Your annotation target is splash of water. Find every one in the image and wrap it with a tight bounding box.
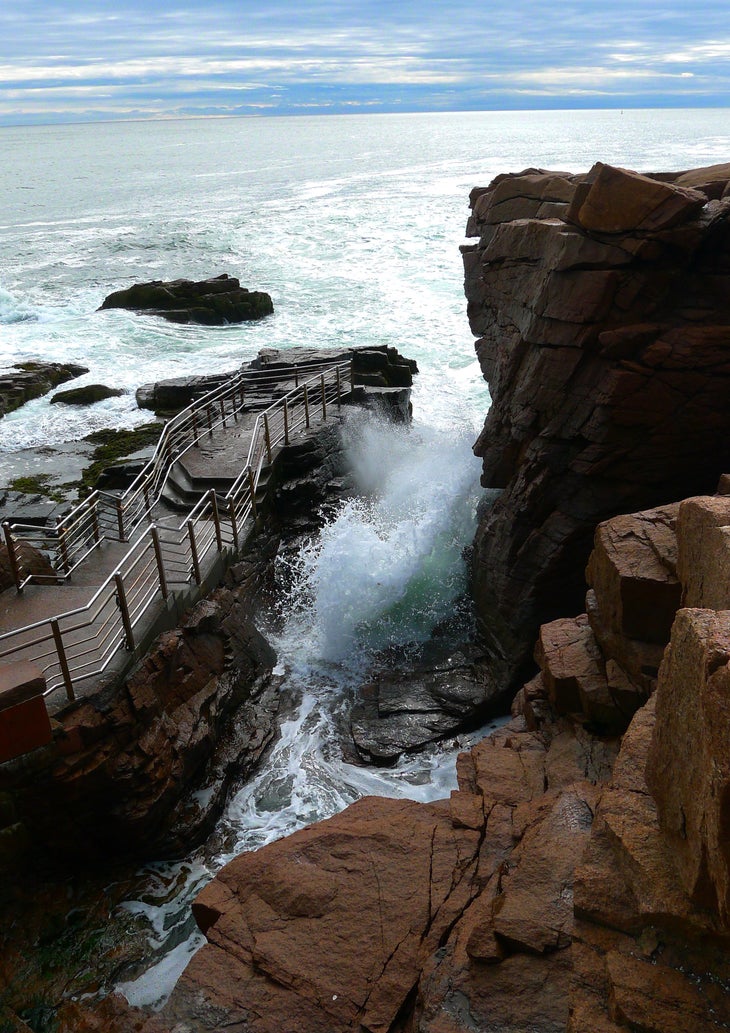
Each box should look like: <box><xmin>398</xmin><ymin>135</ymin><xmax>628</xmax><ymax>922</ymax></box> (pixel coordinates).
<box><xmin>279</xmin><ymin>414</ymin><xmax>482</xmax><ymax>663</ymax></box>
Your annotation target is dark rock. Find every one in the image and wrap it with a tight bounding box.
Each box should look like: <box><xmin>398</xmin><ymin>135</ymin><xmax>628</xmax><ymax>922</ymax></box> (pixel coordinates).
<box><xmin>50</xmin><ymin>384</ymin><xmax>124</xmax><ymax>405</ymax></box>
<box><xmin>99</xmin><ymin>274</ymin><xmax>273</xmax><ymax>325</ymax></box>
<box><xmin>0</xmin><ymin>542</ymin><xmax>56</xmax><ymax>593</ymax></box>
<box><xmin>0</xmin><ymin>362</ymin><xmax>88</xmax><ymax>418</ymax></box>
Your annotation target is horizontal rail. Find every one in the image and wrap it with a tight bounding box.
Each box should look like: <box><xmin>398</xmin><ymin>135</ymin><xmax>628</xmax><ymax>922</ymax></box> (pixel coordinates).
<box><xmin>0</xmin><ymin>359</ymin><xmax>353</xmax><ymax>704</ymax></box>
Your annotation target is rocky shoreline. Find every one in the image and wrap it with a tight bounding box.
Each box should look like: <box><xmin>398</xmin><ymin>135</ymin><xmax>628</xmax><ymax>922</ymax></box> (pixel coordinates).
<box><xmin>2</xmin><ymin>161</ymin><xmax>730</xmax><ymax>1031</ymax></box>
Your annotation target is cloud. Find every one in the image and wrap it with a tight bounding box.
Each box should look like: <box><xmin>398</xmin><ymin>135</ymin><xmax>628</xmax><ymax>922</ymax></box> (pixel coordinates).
<box><xmin>1</xmin><ymin>0</ymin><xmax>729</xmax><ymax>123</ymax></box>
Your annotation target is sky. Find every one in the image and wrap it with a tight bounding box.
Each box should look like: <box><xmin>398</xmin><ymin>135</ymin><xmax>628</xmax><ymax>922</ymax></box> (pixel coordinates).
<box><xmin>1</xmin><ymin>0</ymin><xmax>729</xmax><ymax>126</ymax></box>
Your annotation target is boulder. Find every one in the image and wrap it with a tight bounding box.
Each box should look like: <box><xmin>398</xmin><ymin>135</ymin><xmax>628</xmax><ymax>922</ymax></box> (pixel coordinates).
<box><xmin>99</xmin><ymin>274</ymin><xmax>273</xmax><ymax>325</ymax></box>
<box><xmin>676</xmin><ymin>494</ymin><xmax>730</xmax><ymax>609</ymax></box>
<box><xmin>0</xmin><ymin>362</ymin><xmax>88</xmax><ymax>418</ymax></box>
<box><xmin>50</xmin><ymin>384</ymin><xmax>124</xmax><ymax>405</ymax></box>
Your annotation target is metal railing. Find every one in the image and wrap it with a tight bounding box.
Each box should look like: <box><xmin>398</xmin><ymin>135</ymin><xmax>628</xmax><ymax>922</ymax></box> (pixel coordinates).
<box><xmin>0</xmin><ymin>359</ymin><xmax>352</xmax><ymax>702</ymax></box>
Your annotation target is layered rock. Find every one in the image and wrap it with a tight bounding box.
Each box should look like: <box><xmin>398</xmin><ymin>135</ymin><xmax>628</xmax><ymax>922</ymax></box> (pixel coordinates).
<box><xmin>99</xmin><ymin>274</ymin><xmax>274</xmax><ymax>325</ymax></box>
<box><xmin>463</xmin><ymin>161</ymin><xmax>730</xmax><ymax>688</ymax></box>
<box><xmin>0</xmin><ymin>361</ymin><xmax>88</xmax><ymax>418</ymax></box>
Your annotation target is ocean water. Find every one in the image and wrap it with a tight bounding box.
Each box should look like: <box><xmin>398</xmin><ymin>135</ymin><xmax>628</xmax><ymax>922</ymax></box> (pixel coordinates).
<box><xmin>2</xmin><ymin>108</ymin><xmax>729</xmax><ymax>1007</ymax></box>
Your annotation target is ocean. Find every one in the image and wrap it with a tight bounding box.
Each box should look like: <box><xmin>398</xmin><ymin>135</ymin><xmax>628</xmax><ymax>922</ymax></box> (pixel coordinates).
<box><xmin>2</xmin><ymin>107</ymin><xmax>728</xmax><ymax>1006</ymax></box>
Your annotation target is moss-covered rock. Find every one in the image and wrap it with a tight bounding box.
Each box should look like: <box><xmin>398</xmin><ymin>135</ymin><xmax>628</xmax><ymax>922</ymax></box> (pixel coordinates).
<box><xmin>50</xmin><ymin>385</ymin><xmax>124</xmax><ymax>406</ymax></box>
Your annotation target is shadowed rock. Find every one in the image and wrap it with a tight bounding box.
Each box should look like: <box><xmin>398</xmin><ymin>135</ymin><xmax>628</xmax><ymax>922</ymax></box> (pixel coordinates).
<box><xmin>99</xmin><ymin>273</ymin><xmax>273</xmax><ymax>325</ymax></box>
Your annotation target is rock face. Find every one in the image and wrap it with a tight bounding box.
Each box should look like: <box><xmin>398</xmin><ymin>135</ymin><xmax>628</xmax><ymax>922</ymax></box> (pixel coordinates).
<box><xmin>99</xmin><ymin>274</ymin><xmax>274</xmax><ymax>325</ymax></box>
<box><xmin>463</xmin><ymin>161</ymin><xmax>730</xmax><ymax>688</ymax></box>
<box><xmin>57</xmin><ymin>490</ymin><xmax>730</xmax><ymax>1033</ymax></box>
<box><xmin>0</xmin><ymin>579</ymin><xmax>278</xmax><ymax>860</ymax></box>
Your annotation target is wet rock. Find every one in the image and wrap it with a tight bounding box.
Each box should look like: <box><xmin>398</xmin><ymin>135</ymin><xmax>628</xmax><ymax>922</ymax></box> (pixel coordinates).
<box><xmin>351</xmin><ymin>652</ymin><xmax>500</xmax><ymax>764</ymax></box>
<box><xmin>99</xmin><ymin>273</ymin><xmax>273</xmax><ymax>325</ymax></box>
<box><xmin>464</xmin><ymin>162</ymin><xmax>730</xmax><ymax>690</ymax></box>
<box><xmin>50</xmin><ymin>384</ymin><xmax>125</xmax><ymax>405</ymax></box>
<box><xmin>0</xmin><ymin>361</ymin><xmax>88</xmax><ymax>418</ymax></box>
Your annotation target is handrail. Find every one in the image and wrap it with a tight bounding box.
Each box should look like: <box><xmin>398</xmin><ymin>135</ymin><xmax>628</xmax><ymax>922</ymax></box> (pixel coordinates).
<box><xmin>0</xmin><ymin>359</ymin><xmax>352</xmax><ymax>704</ymax></box>
<box><xmin>3</xmin><ymin>358</ymin><xmax>350</xmax><ymax>591</ymax></box>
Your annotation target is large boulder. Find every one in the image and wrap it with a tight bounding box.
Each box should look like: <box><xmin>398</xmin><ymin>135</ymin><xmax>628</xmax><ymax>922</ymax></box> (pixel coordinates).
<box><xmin>99</xmin><ymin>274</ymin><xmax>273</xmax><ymax>325</ymax></box>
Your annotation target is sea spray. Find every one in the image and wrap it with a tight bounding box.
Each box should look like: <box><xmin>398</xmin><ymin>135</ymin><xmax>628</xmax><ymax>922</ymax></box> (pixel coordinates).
<box><xmin>278</xmin><ymin>414</ymin><xmax>483</xmax><ymax>663</ymax></box>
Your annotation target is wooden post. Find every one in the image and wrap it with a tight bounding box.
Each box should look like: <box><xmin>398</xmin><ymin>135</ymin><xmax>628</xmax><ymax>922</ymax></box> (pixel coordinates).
<box><xmin>320</xmin><ymin>374</ymin><xmax>327</xmax><ymax>420</ymax></box>
<box><xmin>263</xmin><ymin>413</ymin><xmax>273</xmax><ymax>463</ymax></box>
<box><xmin>89</xmin><ymin>496</ymin><xmax>101</xmax><ymax>545</ymax></box>
<box><xmin>209</xmin><ymin>489</ymin><xmax>223</xmax><ymax>552</ymax></box>
<box><xmin>248</xmin><ymin>466</ymin><xmax>258</xmax><ymax>519</ymax></box>
<box><xmin>2</xmin><ymin>523</ymin><xmax>22</xmax><ymax>591</ymax></box>
<box><xmin>303</xmin><ymin>383</ymin><xmax>310</xmax><ymax>428</ymax></box>
<box><xmin>150</xmin><ymin>526</ymin><xmax>168</xmax><ymax>599</ymax></box>
<box><xmin>58</xmin><ymin>524</ymin><xmax>70</xmax><ymax>574</ymax></box>
<box><xmin>187</xmin><ymin>520</ymin><xmax>202</xmax><ymax>584</ymax></box>
<box><xmin>229</xmin><ymin>497</ymin><xmax>239</xmax><ymax>550</ymax></box>
<box><xmin>51</xmin><ymin>619</ymin><xmax>75</xmax><ymax>701</ymax></box>
<box><xmin>283</xmin><ymin>397</ymin><xmax>290</xmax><ymax>446</ymax></box>
<box><xmin>116</xmin><ymin>497</ymin><xmax>126</xmax><ymax>541</ymax></box>
<box><xmin>114</xmin><ymin>573</ymin><xmax>135</xmax><ymax>650</ymax></box>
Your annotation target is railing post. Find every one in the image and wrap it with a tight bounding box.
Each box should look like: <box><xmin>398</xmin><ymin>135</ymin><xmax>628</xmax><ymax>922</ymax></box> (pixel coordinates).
<box><xmin>220</xmin><ymin>398</ymin><xmax>227</xmax><ymax>428</ymax></box>
<box><xmin>303</xmin><ymin>383</ymin><xmax>310</xmax><ymax>428</ymax></box>
<box><xmin>88</xmin><ymin>496</ymin><xmax>101</xmax><ymax>545</ymax></box>
<box><xmin>51</xmin><ymin>619</ymin><xmax>75</xmax><ymax>701</ymax></box>
<box><xmin>58</xmin><ymin>524</ymin><xmax>70</xmax><ymax>574</ymax></box>
<box><xmin>2</xmin><ymin>523</ymin><xmax>23</xmax><ymax>591</ymax></box>
<box><xmin>283</xmin><ymin>397</ymin><xmax>290</xmax><ymax>446</ymax></box>
<box><xmin>228</xmin><ymin>497</ymin><xmax>239</xmax><ymax>550</ymax></box>
<box><xmin>206</xmin><ymin>405</ymin><xmax>213</xmax><ymax>435</ymax></box>
<box><xmin>295</xmin><ymin>366</ymin><xmax>299</xmax><ymax>388</ymax></box>
<box><xmin>320</xmin><ymin>374</ymin><xmax>327</xmax><ymax>420</ymax></box>
<box><xmin>209</xmin><ymin>489</ymin><xmax>223</xmax><ymax>552</ymax></box>
<box><xmin>116</xmin><ymin>497</ymin><xmax>126</xmax><ymax>541</ymax></box>
<box><xmin>150</xmin><ymin>526</ymin><xmax>169</xmax><ymax>600</ymax></box>
<box><xmin>350</xmin><ymin>355</ymin><xmax>355</xmax><ymax>392</ymax></box>
<box><xmin>187</xmin><ymin>520</ymin><xmax>202</xmax><ymax>585</ymax></box>
<box><xmin>143</xmin><ymin>485</ymin><xmax>153</xmax><ymax>520</ymax></box>
<box><xmin>248</xmin><ymin>466</ymin><xmax>258</xmax><ymax>519</ymax></box>
<box><xmin>263</xmin><ymin>413</ymin><xmax>273</xmax><ymax>463</ymax></box>
<box><xmin>113</xmin><ymin>573</ymin><xmax>135</xmax><ymax>650</ymax></box>
<box><xmin>193</xmin><ymin>411</ymin><xmax>200</xmax><ymax>446</ymax></box>
<box><xmin>336</xmin><ymin>366</ymin><xmax>342</xmax><ymax>407</ymax></box>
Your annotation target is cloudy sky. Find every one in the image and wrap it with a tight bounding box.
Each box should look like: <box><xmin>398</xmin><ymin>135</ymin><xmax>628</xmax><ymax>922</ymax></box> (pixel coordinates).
<box><xmin>1</xmin><ymin>0</ymin><xmax>728</xmax><ymax>125</ymax></box>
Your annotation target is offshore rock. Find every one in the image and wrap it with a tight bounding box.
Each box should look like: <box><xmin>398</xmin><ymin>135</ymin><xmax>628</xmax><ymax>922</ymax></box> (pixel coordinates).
<box><xmin>99</xmin><ymin>273</ymin><xmax>274</xmax><ymax>325</ymax></box>
<box><xmin>0</xmin><ymin>361</ymin><xmax>88</xmax><ymax>418</ymax></box>
<box><xmin>463</xmin><ymin>161</ymin><xmax>730</xmax><ymax>688</ymax></box>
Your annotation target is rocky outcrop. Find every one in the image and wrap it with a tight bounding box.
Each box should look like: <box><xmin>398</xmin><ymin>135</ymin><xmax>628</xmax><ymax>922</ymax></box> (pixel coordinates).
<box><xmin>99</xmin><ymin>274</ymin><xmax>274</xmax><ymax>325</ymax></box>
<box><xmin>0</xmin><ymin>576</ymin><xmax>278</xmax><ymax>861</ymax></box>
<box><xmin>135</xmin><ymin>345</ymin><xmax>418</xmax><ymax>415</ymax></box>
<box><xmin>463</xmin><ymin>161</ymin><xmax>730</xmax><ymax>688</ymax></box>
<box><xmin>59</xmin><ymin>490</ymin><xmax>730</xmax><ymax>1033</ymax></box>
<box><xmin>0</xmin><ymin>361</ymin><xmax>88</xmax><ymax>418</ymax></box>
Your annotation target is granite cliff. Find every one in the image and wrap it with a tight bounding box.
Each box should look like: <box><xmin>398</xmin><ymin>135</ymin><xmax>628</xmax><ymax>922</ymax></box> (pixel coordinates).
<box><xmin>463</xmin><ymin>160</ymin><xmax>730</xmax><ymax>689</ymax></box>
